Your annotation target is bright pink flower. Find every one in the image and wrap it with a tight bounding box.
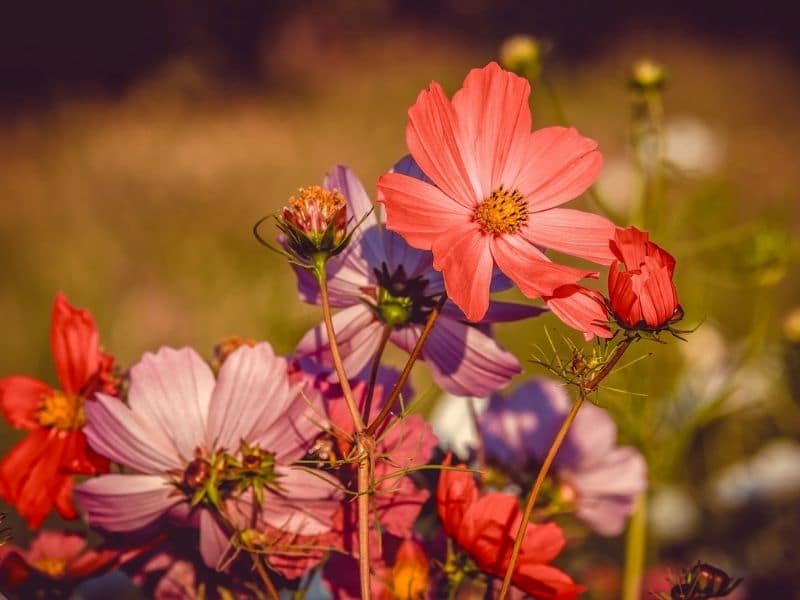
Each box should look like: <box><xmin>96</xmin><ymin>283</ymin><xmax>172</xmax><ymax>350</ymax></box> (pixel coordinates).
<box><xmin>436</xmin><ymin>459</ymin><xmax>585</xmax><ymax>599</ymax></box>
<box><xmin>608</xmin><ymin>226</ymin><xmax>681</xmax><ymax>330</ymax></box>
<box><xmin>0</xmin><ymin>292</ymin><xmax>117</xmax><ymax>528</ymax></box>
<box><xmin>378</xmin><ymin>62</ymin><xmax>615</xmax><ymax>336</ymax></box>
<box><xmin>75</xmin><ymin>343</ymin><xmax>339</xmax><ymax>571</ymax></box>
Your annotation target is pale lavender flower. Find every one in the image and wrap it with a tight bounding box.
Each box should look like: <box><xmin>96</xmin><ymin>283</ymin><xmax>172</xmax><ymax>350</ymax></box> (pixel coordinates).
<box><xmin>293</xmin><ymin>162</ymin><xmax>544</xmax><ymax>396</ymax></box>
<box><xmin>75</xmin><ymin>343</ymin><xmax>338</xmax><ymax>569</ymax></box>
<box><xmin>479</xmin><ymin>379</ymin><xmax>647</xmax><ymax>536</ymax></box>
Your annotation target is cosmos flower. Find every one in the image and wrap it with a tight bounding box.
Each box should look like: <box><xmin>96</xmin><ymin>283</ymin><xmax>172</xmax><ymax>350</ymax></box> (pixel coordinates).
<box><xmin>0</xmin><ymin>292</ymin><xmax>117</xmax><ymax>528</ymax></box>
<box><xmin>437</xmin><ymin>459</ymin><xmax>584</xmax><ymax>599</ymax></box>
<box><xmin>294</xmin><ymin>164</ymin><xmax>543</xmax><ymax>397</ymax></box>
<box><xmin>478</xmin><ymin>379</ymin><xmax>647</xmax><ymax>536</ymax></box>
<box><xmin>75</xmin><ymin>343</ymin><xmax>339</xmax><ymax>570</ymax></box>
<box><xmin>377</xmin><ymin>62</ymin><xmax>616</xmax><ymax>336</ymax></box>
<box><xmin>608</xmin><ymin>226</ymin><xmax>681</xmax><ymax>331</ymax></box>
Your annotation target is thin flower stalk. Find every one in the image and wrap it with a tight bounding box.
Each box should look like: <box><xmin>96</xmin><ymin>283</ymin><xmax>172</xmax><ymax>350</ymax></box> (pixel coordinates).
<box><xmin>498</xmin><ymin>337</ymin><xmax>634</xmax><ymax>599</ymax></box>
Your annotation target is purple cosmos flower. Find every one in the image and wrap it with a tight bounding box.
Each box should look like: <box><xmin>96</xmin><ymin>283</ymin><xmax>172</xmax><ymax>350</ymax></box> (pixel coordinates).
<box><xmin>75</xmin><ymin>343</ymin><xmax>339</xmax><ymax>569</ymax></box>
<box><xmin>293</xmin><ymin>162</ymin><xmax>544</xmax><ymax>397</ymax></box>
<box><xmin>478</xmin><ymin>378</ymin><xmax>647</xmax><ymax>536</ymax></box>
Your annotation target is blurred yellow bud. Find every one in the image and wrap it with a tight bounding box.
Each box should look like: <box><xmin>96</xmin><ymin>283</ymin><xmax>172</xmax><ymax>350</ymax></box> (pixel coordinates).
<box><xmin>390</xmin><ymin>539</ymin><xmax>429</xmax><ymax>599</ymax></box>
<box><xmin>630</xmin><ymin>59</ymin><xmax>666</xmax><ymax>92</ymax></box>
<box><xmin>783</xmin><ymin>308</ymin><xmax>800</xmax><ymax>343</ymax></box>
<box><xmin>499</xmin><ymin>35</ymin><xmax>542</xmax><ymax>80</ymax></box>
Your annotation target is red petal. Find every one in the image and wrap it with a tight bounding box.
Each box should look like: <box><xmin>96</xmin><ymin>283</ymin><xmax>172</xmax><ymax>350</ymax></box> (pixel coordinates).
<box><xmin>545</xmin><ymin>285</ymin><xmax>612</xmax><ymax>340</ymax></box>
<box><xmin>50</xmin><ymin>292</ymin><xmax>101</xmax><ymax>395</ymax></box>
<box><xmin>435</xmin><ymin>456</ymin><xmax>477</xmax><ymax>539</ymax></box>
<box><xmin>0</xmin><ymin>376</ymin><xmax>51</xmax><ymax>430</ymax></box>
<box><xmin>523</xmin><ymin>208</ymin><xmax>616</xmax><ymax>265</ymax></box>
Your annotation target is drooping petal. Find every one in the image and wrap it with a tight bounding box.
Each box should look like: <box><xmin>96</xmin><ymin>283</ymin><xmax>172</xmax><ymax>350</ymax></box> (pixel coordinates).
<box><xmin>295</xmin><ymin>304</ymin><xmax>384</xmax><ymax>379</ymax></box>
<box><xmin>199</xmin><ymin>508</ymin><xmax>232</xmax><ymax>570</ymax></box>
<box><xmin>50</xmin><ymin>292</ymin><xmax>101</xmax><ymax>395</ymax></box>
<box><xmin>523</xmin><ymin>208</ymin><xmax>616</xmax><ymax>265</ymax></box>
<box><xmin>263</xmin><ymin>467</ymin><xmax>339</xmax><ymax>536</ymax></box>
<box><xmin>451</xmin><ymin>61</ymin><xmax>532</xmax><ymax>196</ymax></box>
<box><xmin>54</xmin><ymin>475</ymin><xmax>78</xmax><ymax>521</ymax></box>
<box><xmin>511</xmin><ymin>563</ymin><xmax>585</xmax><ymax>600</ymax></box>
<box><xmin>75</xmin><ymin>474</ymin><xmax>180</xmax><ymax>532</ymax></box>
<box><xmin>422</xmin><ymin>317</ymin><xmax>520</xmax><ymax>396</ymax></box>
<box><xmin>84</xmin><ymin>394</ymin><xmax>181</xmax><ymax>473</ymax></box>
<box><xmin>406</xmin><ymin>81</ymin><xmax>482</xmax><ymax>206</ymax></box>
<box><xmin>544</xmin><ymin>285</ymin><xmax>612</xmax><ymax>340</ymax></box>
<box><xmin>378</xmin><ymin>172</ymin><xmax>473</xmax><ymax>250</ymax></box>
<box><xmin>0</xmin><ymin>376</ymin><xmax>51</xmax><ymax>430</ymax></box>
<box><xmin>491</xmin><ymin>234</ymin><xmax>596</xmax><ymax>298</ymax></box>
<box><xmin>127</xmin><ymin>347</ymin><xmax>214</xmax><ymax>462</ymax></box>
<box><xmin>431</xmin><ymin>224</ymin><xmax>493</xmax><ymax>322</ymax></box>
<box><xmin>515</xmin><ymin>127</ymin><xmax>603</xmax><ymax>212</ymax></box>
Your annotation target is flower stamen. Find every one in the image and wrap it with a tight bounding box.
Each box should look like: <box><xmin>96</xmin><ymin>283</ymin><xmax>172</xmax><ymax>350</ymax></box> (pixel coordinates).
<box><xmin>37</xmin><ymin>391</ymin><xmax>85</xmax><ymax>430</ymax></box>
<box><xmin>474</xmin><ymin>187</ymin><xmax>528</xmax><ymax>235</ymax></box>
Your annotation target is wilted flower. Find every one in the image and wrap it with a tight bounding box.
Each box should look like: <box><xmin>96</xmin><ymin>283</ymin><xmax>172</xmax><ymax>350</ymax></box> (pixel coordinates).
<box><xmin>478</xmin><ymin>379</ymin><xmax>647</xmax><ymax>536</ymax></box>
<box><xmin>0</xmin><ymin>292</ymin><xmax>117</xmax><ymax>528</ymax></box>
<box><xmin>608</xmin><ymin>226</ymin><xmax>681</xmax><ymax>332</ymax></box>
<box><xmin>278</xmin><ymin>184</ymin><xmax>349</xmax><ymax>261</ymax></box>
<box><xmin>294</xmin><ymin>165</ymin><xmax>542</xmax><ymax>396</ymax></box>
<box><xmin>437</xmin><ymin>459</ymin><xmax>584</xmax><ymax>599</ymax></box>
<box><xmin>378</xmin><ymin>62</ymin><xmax>616</xmax><ymax>337</ymax></box>
<box><xmin>75</xmin><ymin>343</ymin><xmax>339</xmax><ymax>571</ymax></box>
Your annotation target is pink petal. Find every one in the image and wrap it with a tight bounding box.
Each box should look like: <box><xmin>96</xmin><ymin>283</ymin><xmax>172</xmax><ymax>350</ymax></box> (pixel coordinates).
<box><xmin>451</xmin><ymin>62</ymin><xmax>532</xmax><ymax>197</ymax></box>
<box><xmin>199</xmin><ymin>508</ymin><xmax>231</xmax><ymax>569</ymax></box>
<box><xmin>75</xmin><ymin>474</ymin><xmax>180</xmax><ymax>531</ymax></box>
<box><xmin>127</xmin><ymin>347</ymin><xmax>214</xmax><ymax>461</ymax></box>
<box><xmin>553</xmin><ymin>401</ymin><xmax>618</xmax><ymax>469</ymax></box>
<box><xmin>490</xmin><ymin>234</ymin><xmax>596</xmax><ymax>298</ymax></box>
<box><xmin>295</xmin><ymin>304</ymin><xmax>384</xmax><ymax>379</ymax></box>
<box><xmin>84</xmin><ymin>394</ymin><xmax>181</xmax><ymax>473</ymax></box>
<box><xmin>207</xmin><ymin>343</ymin><xmax>294</xmax><ymax>452</ymax></box>
<box><xmin>422</xmin><ymin>317</ymin><xmax>520</xmax><ymax>396</ymax></box>
<box><xmin>25</xmin><ymin>531</ymin><xmax>86</xmax><ymax>563</ymax></box>
<box><xmin>264</xmin><ymin>467</ymin><xmax>339</xmax><ymax>535</ymax></box>
<box><xmin>406</xmin><ymin>81</ymin><xmax>482</xmax><ymax>206</ymax></box>
<box><xmin>544</xmin><ymin>285</ymin><xmax>612</xmax><ymax>340</ymax></box>
<box><xmin>431</xmin><ymin>224</ymin><xmax>493</xmax><ymax>322</ymax></box>
<box><xmin>378</xmin><ymin>172</ymin><xmax>473</xmax><ymax>250</ymax></box>
<box><xmin>516</xmin><ymin>127</ymin><xmax>603</xmax><ymax>212</ymax></box>
<box><xmin>523</xmin><ymin>208</ymin><xmax>616</xmax><ymax>265</ymax></box>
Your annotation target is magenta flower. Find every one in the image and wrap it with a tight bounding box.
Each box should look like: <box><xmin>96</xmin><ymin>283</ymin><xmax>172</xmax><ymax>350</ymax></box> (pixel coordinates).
<box><xmin>75</xmin><ymin>343</ymin><xmax>339</xmax><ymax>569</ymax></box>
<box><xmin>478</xmin><ymin>379</ymin><xmax>647</xmax><ymax>536</ymax></box>
<box><xmin>293</xmin><ymin>164</ymin><xmax>544</xmax><ymax>397</ymax></box>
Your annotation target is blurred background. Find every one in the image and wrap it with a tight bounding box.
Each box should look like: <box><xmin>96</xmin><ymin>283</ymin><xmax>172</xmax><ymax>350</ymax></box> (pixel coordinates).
<box><xmin>1</xmin><ymin>1</ymin><xmax>799</xmax><ymax>598</ymax></box>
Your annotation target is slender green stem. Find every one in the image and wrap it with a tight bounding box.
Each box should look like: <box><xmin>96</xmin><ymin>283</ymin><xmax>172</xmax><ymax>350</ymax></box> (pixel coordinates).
<box><xmin>363</xmin><ymin>324</ymin><xmax>394</xmax><ymax>423</ymax></box>
<box><xmin>366</xmin><ymin>293</ymin><xmax>447</xmax><ymax>436</ymax></box>
<box><xmin>251</xmin><ymin>553</ymin><xmax>281</xmax><ymax>600</ymax></box>
<box><xmin>622</xmin><ymin>493</ymin><xmax>647</xmax><ymax>600</ymax></box>
<box><xmin>498</xmin><ymin>338</ymin><xmax>633</xmax><ymax>599</ymax></box>
<box><xmin>315</xmin><ymin>256</ymin><xmax>365</xmax><ymax>432</ymax></box>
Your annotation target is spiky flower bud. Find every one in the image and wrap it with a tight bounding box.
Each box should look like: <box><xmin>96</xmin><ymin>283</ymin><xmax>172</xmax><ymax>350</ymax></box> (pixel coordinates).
<box><xmin>278</xmin><ymin>185</ymin><xmax>348</xmax><ymax>260</ymax></box>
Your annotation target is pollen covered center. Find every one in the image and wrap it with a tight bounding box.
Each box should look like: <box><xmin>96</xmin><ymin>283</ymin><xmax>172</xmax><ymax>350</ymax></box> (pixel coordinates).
<box><xmin>37</xmin><ymin>391</ymin><xmax>85</xmax><ymax>430</ymax></box>
<box><xmin>33</xmin><ymin>557</ymin><xmax>68</xmax><ymax>578</ymax></box>
<box><xmin>474</xmin><ymin>187</ymin><xmax>528</xmax><ymax>235</ymax></box>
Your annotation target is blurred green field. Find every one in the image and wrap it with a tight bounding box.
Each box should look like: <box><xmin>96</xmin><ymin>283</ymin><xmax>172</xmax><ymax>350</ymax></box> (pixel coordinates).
<box><xmin>1</xmin><ymin>23</ymin><xmax>799</xmax><ymax>597</ymax></box>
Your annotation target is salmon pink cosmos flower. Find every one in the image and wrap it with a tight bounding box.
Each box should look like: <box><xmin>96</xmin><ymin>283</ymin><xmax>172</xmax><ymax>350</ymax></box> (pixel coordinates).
<box><xmin>0</xmin><ymin>292</ymin><xmax>116</xmax><ymax>528</ymax></box>
<box><xmin>437</xmin><ymin>458</ymin><xmax>584</xmax><ymax>599</ymax></box>
<box><xmin>608</xmin><ymin>226</ymin><xmax>681</xmax><ymax>331</ymax></box>
<box><xmin>378</xmin><ymin>62</ymin><xmax>616</xmax><ymax>335</ymax></box>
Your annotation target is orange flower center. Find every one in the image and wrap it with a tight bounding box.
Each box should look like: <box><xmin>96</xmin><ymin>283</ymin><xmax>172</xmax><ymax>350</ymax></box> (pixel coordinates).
<box><xmin>37</xmin><ymin>390</ymin><xmax>85</xmax><ymax>430</ymax></box>
<box><xmin>32</xmin><ymin>557</ymin><xmax>68</xmax><ymax>578</ymax></box>
<box><xmin>285</xmin><ymin>186</ymin><xmax>346</xmax><ymax>226</ymax></box>
<box><xmin>391</xmin><ymin>562</ymin><xmax>429</xmax><ymax>599</ymax></box>
<box><xmin>474</xmin><ymin>187</ymin><xmax>528</xmax><ymax>235</ymax></box>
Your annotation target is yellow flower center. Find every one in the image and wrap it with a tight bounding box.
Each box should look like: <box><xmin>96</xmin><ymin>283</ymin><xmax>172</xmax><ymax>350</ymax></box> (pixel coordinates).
<box><xmin>474</xmin><ymin>187</ymin><xmax>528</xmax><ymax>235</ymax></box>
<box><xmin>32</xmin><ymin>557</ymin><xmax>68</xmax><ymax>578</ymax></box>
<box><xmin>37</xmin><ymin>391</ymin><xmax>85</xmax><ymax>430</ymax></box>
<box><xmin>391</xmin><ymin>563</ymin><xmax>428</xmax><ymax>599</ymax></box>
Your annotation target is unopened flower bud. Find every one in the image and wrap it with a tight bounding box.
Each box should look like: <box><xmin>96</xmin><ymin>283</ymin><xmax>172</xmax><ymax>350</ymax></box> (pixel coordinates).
<box><xmin>630</xmin><ymin>59</ymin><xmax>666</xmax><ymax>92</ymax></box>
<box><xmin>499</xmin><ymin>35</ymin><xmax>542</xmax><ymax>80</ymax></box>
<box><xmin>278</xmin><ymin>185</ymin><xmax>347</xmax><ymax>260</ymax></box>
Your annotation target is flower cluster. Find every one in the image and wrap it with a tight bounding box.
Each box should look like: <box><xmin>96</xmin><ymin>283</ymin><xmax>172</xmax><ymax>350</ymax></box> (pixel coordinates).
<box><xmin>0</xmin><ymin>61</ymin><xmax>685</xmax><ymax>599</ymax></box>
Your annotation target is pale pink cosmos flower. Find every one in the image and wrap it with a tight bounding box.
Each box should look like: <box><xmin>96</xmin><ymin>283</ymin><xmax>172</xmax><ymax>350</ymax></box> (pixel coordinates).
<box><xmin>294</xmin><ymin>164</ymin><xmax>544</xmax><ymax>396</ymax></box>
<box><xmin>75</xmin><ymin>343</ymin><xmax>339</xmax><ymax>570</ymax></box>
<box><xmin>377</xmin><ymin>62</ymin><xmax>616</xmax><ymax>338</ymax></box>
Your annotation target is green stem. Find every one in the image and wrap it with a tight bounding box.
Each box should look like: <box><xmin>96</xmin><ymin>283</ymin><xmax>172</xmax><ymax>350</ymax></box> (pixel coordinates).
<box><xmin>622</xmin><ymin>493</ymin><xmax>647</xmax><ymax>600</ymax></box>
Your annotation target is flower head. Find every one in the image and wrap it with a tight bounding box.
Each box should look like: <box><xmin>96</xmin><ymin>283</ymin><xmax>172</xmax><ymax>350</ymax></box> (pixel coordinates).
<box><xmin>437</xmin><ymin>459</ymin><xmax>584</xmax><ymax>599</ymax></box>
<box><xmin>278</xmin><ymin>185</ymin><xmax>349</xmax><ymax>259</ymax></box>
<box><xmin>0</xmin><ymin>292</ymin><xmax>117</xmax><ymax>528</ymax></box>
<box><xmin>608</xmin><ymin>226</ymin><xmax>681</xmax><ymax>331</ymax></box>
<box><xmin>378</xmin><ymin>62</ymin><xmax>616</xmax><ymax>337</ymax></box>
<box><xmin>293</xmin><ymin>164</ymin><xmax>544</xmax><ymax>396</ymax></box>
<box><xmin>75</xmin><ymin>343</ymin><xmax>339</xmax><ymax>571</ymax></box>
<box><xmin>478</xmin><ymin>379</ymin><xmax>647</xmax><ymax>536</ymax></box>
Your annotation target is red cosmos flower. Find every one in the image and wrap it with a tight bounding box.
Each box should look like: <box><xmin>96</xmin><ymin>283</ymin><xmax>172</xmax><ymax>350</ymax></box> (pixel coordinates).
<box><xmin>0</xmin><ymin>292</ymin><xmax>116</xmax><ymax>528</ymax></box>
<box><xmin>378</xmin><ymin>62</ymin><xmax>616</xmax><ymax>337</ymax></box>
<box><xmin>437</xmin><ymin>460</ymin><xmax>584</xmax><ymax>599</ymax></box>
<box><xmin>608</xmin><ymin>227</ymin><xmax>681</xmax><ymax>330</ymax></box>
